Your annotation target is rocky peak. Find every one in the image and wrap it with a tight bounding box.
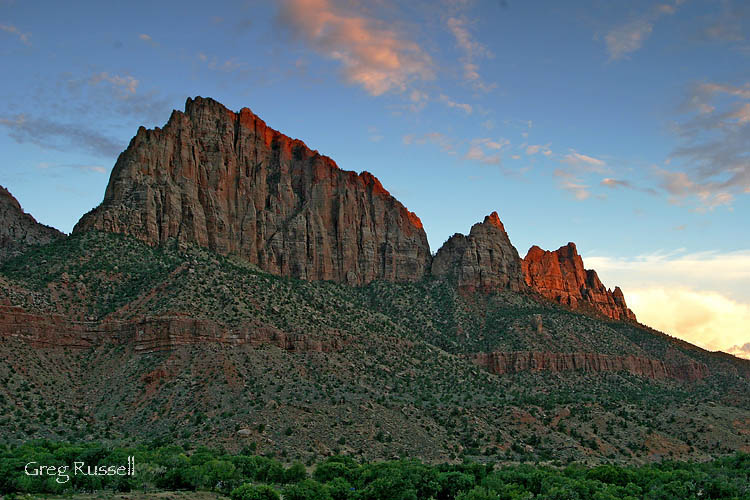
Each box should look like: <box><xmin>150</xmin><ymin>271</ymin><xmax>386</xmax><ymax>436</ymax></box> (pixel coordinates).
<box><xmin>0</xmin><ymin>185</ymin><xmax>64</xmax><ymax>263</ymax></box>
<box><xmin>74</xmin><ymin>96</ymin><xmax>430</xmax><ymax>285</ymax></box>
<box><xmin>431</xmin><ymin>212</ymin><xmax>525</xmax><ymax>292</ymax></box>
<box><xmin>484</xmin><ymin>211</ymin><xmax>505</xmax><ymax>230</ymax></box>
<box><xmin>521</xmin><ymin>243</ymin><xmax>636</xmax><ymax>321</ymax></box>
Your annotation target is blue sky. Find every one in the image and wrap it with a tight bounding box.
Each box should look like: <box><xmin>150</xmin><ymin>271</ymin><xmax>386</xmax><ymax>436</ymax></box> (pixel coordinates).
<box><xmin>1</xmin><ymin>0</ymin><xmax>749</xmax><ymax>357</ymax></box>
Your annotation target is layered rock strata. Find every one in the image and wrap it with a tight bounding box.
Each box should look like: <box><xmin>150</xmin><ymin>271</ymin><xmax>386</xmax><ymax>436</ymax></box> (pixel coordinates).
<box><xmin>0</xmin><ymin>305</ymin><xmax>347</xmax><ymax>354</ymax></box>
<box><xmin>522</xmin><ymin>243</ymin><xmax>636</xmax><ymax>321</ymax></box>
<box><xmin>472</xmin><ymin>351</ymin><xmax>708</xmax><ymax>382</ymax></box>
<box><xmin>74</xmin><ymin>97</ymin><xmax>430</xmax><ymax>285</ymax></box>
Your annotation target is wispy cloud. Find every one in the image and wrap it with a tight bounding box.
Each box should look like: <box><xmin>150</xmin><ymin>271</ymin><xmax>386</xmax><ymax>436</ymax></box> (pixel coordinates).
<box><xmin>0</xmin><ymin>23</ymin><xmax>30</xmax><ymax>45</ymax></box>
<box><xmin>276</xmin><ymin>0</ymin><xmax>433</xmax><ymax>96</ymax></box>
<box><xmin>604</xmin><ymin>1</ymin><xmax>683</xmax><ymax>60</ymax></box>
<box><xmin>36</xmin><ymin>162</ymin><xmax>108</xmax><ymax>174</ymax></box>
<box><xmin>88</xmin><ymin>72</ymin><xmax>139</xmax><ymax>96</ymax></box>
<box><xmin>561</xmin><ymin>151</ymin><xmax>607</xmax><ymax>172</ymax></box>
<box><xmin>0</xmin><ymin>114</ymin><xmax>123</xmax><ymax>157</ymax></box>
<box><xmin>554</xmin><ymin>169</ymin><xmax>591</xmax><ymax>200</ymax></box>
<box><xmin>1</xmin><ymin>70</ymin><xmax>171</xmax><ymax>158</ymax></box>
<box><xmin>525</xmin><ymin>144</ymin><xmax>551</xmax><ymax>156</ymax></box>
<box><xmin>601</xmin><ymin>177</ymin><xmax>659</xmax><ymax>195</ymax></box>
<box><xmin>727</xmin><ymin>343</ymin><xmax>750</xmax><ymax>360</ymax></box>
<box><xmin>446</xmin><ymin>16</ymin><xmax>494</xmax><ymax>92</ymax></box>
<box><xmin>196</xmin><ymin>52</ymin><xmax>249</xmax><ymax>74</ymax></box>
<box><xmin>403</xmin><ymin>132</ymin><xmax>455</xmax><ymax>154</ymax></box>
<box><xmin>138</xmin><ymin>33</ymin><xmax>159</xmax><ymax>47</ymax></box>
<box><xmin>464</xmin><ymin>137</ymin><xmax>509</xmax><ymax>165</ymax></box>
<box><xmin>660</xmin><ymin>80</ymin><xmax>750</xmax><ymax>209</ymax></box>
<box><xmin>438</xmin><ymin>94</ymin><xmax>472</xmax><ymax>114</ymax></box>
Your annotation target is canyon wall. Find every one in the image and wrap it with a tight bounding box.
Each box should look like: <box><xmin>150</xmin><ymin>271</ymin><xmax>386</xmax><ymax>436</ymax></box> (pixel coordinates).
<box><xmin>74</xmin><ymin>97</ymin><xmax>430</xmax><ymax>285</ymax></box>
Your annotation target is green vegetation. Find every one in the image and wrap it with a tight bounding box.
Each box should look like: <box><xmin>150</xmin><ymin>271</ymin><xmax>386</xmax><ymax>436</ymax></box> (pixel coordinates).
<box><xmin>1</xmin><ymin>441</ymin><xmax>748</xmax><ymax>499</ymax></box>
<box><xmin>0</xmin><ymin>231</ymin><xmax>749</xmax><ymax>464</ymax></box>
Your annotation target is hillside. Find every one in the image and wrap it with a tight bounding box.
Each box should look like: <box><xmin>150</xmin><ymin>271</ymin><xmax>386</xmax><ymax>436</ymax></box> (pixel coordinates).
<box><xmin>0</xmin><ymin>231</ymin><xmax>748</xmax><ymax>465</ymax></box>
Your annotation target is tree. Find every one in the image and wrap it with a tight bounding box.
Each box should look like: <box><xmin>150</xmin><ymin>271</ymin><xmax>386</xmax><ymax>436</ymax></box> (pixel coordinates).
<box><xmin>282</xmin><ymin>479</ymin><xmax>333</xmax><ymax>500</ymax></box>
<box><xmin>230</xmin><ymin>483</ymin><xmax>280</xmax><ymax>500</ymax></box>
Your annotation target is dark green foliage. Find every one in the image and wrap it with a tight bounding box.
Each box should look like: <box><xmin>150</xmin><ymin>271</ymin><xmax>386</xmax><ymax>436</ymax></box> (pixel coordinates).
<box><xmin>231</xmin><ymin>483</ymin><xmax>280</xmax><ymax>500</ymax></box>
<box><xmin>282</xmin><ymin>478</ymin><xmax>332</xmax><ymax>500</ymax></box>
<box><xmin>0</xmin><ymin>441</ymin><xmax>749</xmax><ymax>498</ymax></box>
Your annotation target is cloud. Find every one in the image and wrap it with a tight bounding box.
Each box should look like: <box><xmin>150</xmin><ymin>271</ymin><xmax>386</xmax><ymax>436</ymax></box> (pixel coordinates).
<box><xmin>138</xmin><ymin>33</ymin><xmax>159</xmax><ymax>47</ymax></box>
<box><xmin>601</xmin><ymin>177</ymin><xmax>659</xmax><ymax>195</ymax></box>
<box><xmin>604</xmin><ymin>1</ymin><xmax>682</xmax><ymax>60</ymax></box>
<box><xmin>446</xmin><ymin>16</ymin><xmax>494</xmax><ymax>92</ymax></box>
<box><xmin>601</xmin><ymin>178</ymin><xmax>632</xmax><ymax>188</ymax></box>
<box><xmin>626</xmin><ymin>287</ymin><xmax>750</xmax><ymax>358</ymax></box>
<box><xmin>0</xmin><ymin>23</ymin><xmax>30</xmax><ymax>45</ymax></box>
<box><xmin>88</xmin><ymin>72</ymin><xmax>139</xmax><ymax>96</ymax></box>
<box><xmin>585</xmin><ymin>250</ymin><xmax>750</xmax><ymax>357</ymax></box>
<box><xmin>0</xmin><ymin>114</ymin><xmax>123</xmax><ymax>157</ymax></box>
<box><xmin>561</xmin><ymin>151</ymin><xmax>607</xmax><ymax>171</ymax></box>
<box><xmin>276</xmin><ymin>0</ymin><xmax>433</xmax><ymax>96</ymax></box>
<box><xmin>438</xmin><ymin>94</ymin><xmax>472</xmax><ymax>114</ymax></box>
<box><xmin>727</xmin><ymin>343</ymin><xmax>750</xmax><ymax>360</ymax></box>
<box><xmin>0</xmin><ymin>70</ymin><xmax>171</xmax><ymax>158</ymax></box>
<box><xmin>585</xmin><ymin>249</ymin><xmax>750</xmax><ymax>303</ymax></box>
<box><xmin>699</xmin><ymin>0</ymin><xmax>748</xmax><ymax>43</ymax></box>
<box><xmin>36</xmin><ymin>162</ymin><xmax>108</xmax><ymax>174</ymax></box>
<box><xmin>464</xmin><ymin>137</ymin><xmax>509</xmax><ymax>165</ymax></box>
<box><xmin>554</xmin><ymin>169</ymin><xmax>591</xmax><ymax>200</ymax></box>
<box><xmin>403</xmin><ymin>132</ymin><xmax>455</xmax><ymax>154</ymax></box>
<box><xmin>660</xmin><ymin>80</ymin><xmax>750</xmax><ymax>208</ymax></box>
<box><xmin>196</xmin><ymin>52</ymin><xmax>249</xmax><ymax>74</ymax></box>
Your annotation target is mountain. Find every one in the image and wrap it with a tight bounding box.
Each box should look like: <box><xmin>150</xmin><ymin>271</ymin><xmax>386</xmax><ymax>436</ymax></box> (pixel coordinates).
<box><xmin>74</xmin><ymin>97</ymin><xmax>430</xmax><ymax>286</ymax></box>
<box><xmin>522</xmin><ymin>243</ymin><xmax>636</xmax><ymax>321</ymax></box>
<box><xmin>0</xmin><ymin>185</ymin><xmax>64</xmax><ymax>263</ymax></box>
<box><xmin>1</xmin><ymin>97</ymin><xmax>749</xmax><ymax>465</ymax></box>
<box><xmin>431</xmin><ymin>212</ymin><xmax>525</xmax><ymax>293</ymax></box>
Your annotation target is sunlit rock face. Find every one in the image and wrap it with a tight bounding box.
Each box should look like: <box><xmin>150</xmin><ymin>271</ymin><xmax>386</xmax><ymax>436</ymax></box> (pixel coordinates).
<box><xmin>522</xmin><ymin>242</ymin><xmax>636</xmax><ymax>321</ymax></box>
<box><xmin>74</xmin><ymin>97</ymin><xmax>431</xmax><ymax>285</ymax></box>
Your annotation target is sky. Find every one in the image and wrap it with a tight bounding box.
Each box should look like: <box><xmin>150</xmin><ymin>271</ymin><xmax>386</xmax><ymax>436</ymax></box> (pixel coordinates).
<box><xmin>1</xmin><ymin>0</ymin><xmax>748</xmax><ymax>359</ymax></box>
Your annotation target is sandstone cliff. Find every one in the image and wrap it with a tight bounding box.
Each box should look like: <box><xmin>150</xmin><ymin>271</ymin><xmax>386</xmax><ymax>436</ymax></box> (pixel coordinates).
<box><xmin>0</xmin><ymin>185</ymin><xmax>64</xmax><ymax>262</ymax></box>
<box><xmin>431</xmin><ymin>212</ymin><xmax>525</xmax><ymax>292</ymax></box>
<box><xmin>74</xmin><ymin>97</ymin><xmax>430</xmax><ymax>285</ymax></box>
<box><xmin>522</xmin><ymin>243</ymin><xmax>636</xmax><ymax>321</ymax></box>
<box><xmin>0</xmin><ymin>305</ymin><xmax>347</xmax><ymax>354</ymax></box>
<box><xmin>472</xmin><ymin>351</ymin><xmax>708</xmax><ymax>382</ymax></box>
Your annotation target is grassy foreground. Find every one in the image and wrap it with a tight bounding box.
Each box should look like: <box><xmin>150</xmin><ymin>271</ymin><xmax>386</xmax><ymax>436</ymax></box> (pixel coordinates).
<box><xmin>1</xmin><ymin>441</ymin><xmax>748</xmax><ymax>499</ymax></box>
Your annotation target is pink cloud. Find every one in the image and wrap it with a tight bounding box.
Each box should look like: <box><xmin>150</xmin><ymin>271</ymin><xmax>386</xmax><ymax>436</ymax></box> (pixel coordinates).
<box><xmin>278</xmin><ymin>0</ymin><xmax>433</xmax><ymax>96</ymax></box>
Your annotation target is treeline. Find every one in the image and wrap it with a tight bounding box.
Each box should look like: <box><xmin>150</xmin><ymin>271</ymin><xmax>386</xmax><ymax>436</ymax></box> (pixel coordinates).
<box><xmin>0</xmin><ymin>441</ymin><xmax>748</xmax><ymax>499</ymax></box>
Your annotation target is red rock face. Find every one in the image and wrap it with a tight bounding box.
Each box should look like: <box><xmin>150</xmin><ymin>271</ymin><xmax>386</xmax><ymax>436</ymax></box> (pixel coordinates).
<box><xmin>74</xmin><ymin>97</ymin><xmax>430</xmax><ymax>285</ymax></box>
<box><xmin>0</xmin><ymin>185</ymin><xmax>64</xmax><ymax>262</ymax></box>
<box><xmin>522</xmin><ymin>243</ymin><xmax>636</xmax><ymax>321</ymax></box>
<box><xmin>0</xmin><ymin>305</ymin><xmax>347</xmax><ymax>354</ymax></box>
<box><xmin>431</xmin><ymin>212</ymin><xmax>526</xmax><ymax>292</ymax></box>
<box><xmin>472</xmin><ymin>351</ymin><xmax>708</xmax><ymax>382</ymax></box>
